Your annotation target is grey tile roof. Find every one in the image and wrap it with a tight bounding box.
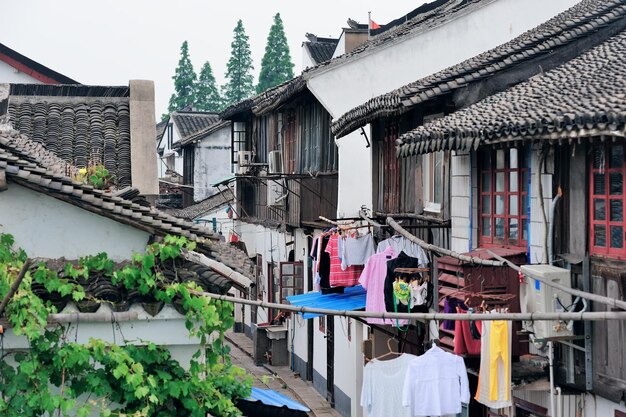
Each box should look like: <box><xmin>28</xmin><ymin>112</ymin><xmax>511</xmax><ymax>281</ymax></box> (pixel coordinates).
<box><xmin>0</xmin><ymin>128</ymin><xmax>255</xmax><ymax>279</ymax></box>
<box><xmin>178</xmin><ymin>120</ymin><xmax>230</xmax><ymax>148</ymax></box>
<box><xmin>6</xmin><ymin>84</ymin><xmax>133</xmax><ymax>187</ymax></box>
<box><xmin>396</xmin><ymin>27</ymin><xmax>626</xmax><ymax>157</ymax></box>
<box><xmin>30</xmin><ymin>257</ymin><xmax>233</xmax><ymax>314</ymax></box>
<box><xmin>171</xmin><ymin>111</ymin><xmax>220</xmax><ymax>140</ymax></box>
<box><xmin>220</xmin><ymin>76</ymin><xmax>307</xmax><ymax>119</ymax></box>
<box><xmin>303</xmin><ymin>36</ymin><xmax>339</xmax><ymax>65</ymax></box>
<box><xmin>156</xmin><ymin>119</ymin><xmax>168</xmax><ymax>143</ymax></box>
<box><xmin>171</xmin><ymin>188</ymin><xmax>233</xmax><ymax>221</ymax></box>
<box><xmin>332</xmin><ymin>0</ymin><xmax>626</xmax><ymax>138</ymax></box>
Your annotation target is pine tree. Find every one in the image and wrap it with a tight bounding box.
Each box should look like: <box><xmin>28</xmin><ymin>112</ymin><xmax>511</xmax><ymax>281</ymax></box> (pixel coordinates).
<box><xmin>168</xmin><ymin>41</ymin><xmax>197</xmax><ymax>113</ymax></box>
<box><xmin>194</xmin><ymin>61</ymin><xmax>223</xmax><ymax>112</ymax></box>
<box><xmin>223</xmin><ymin>20</ymin><xmax>255</xmax><ymax>106</ymax></box>
<box><xmin>257</xmin><ymin>13</ymin><xmax>294</xmax><ymax>93</ymax></box>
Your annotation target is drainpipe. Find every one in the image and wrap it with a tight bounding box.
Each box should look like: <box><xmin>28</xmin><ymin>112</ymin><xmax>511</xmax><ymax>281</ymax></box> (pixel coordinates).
<box><xmin>549</xmin><ymin>341</ymin><xmax>556</xmax><ymax>417</ymax></box>
<box><xmin>556</xmin><ymin>386</ymin><xmax>562</xmax><ymax>417</ymax></box>
<box><xmin>548</xmin><ymin>186</ymin><xmax>563</xmax><ymax>265</ymax></box>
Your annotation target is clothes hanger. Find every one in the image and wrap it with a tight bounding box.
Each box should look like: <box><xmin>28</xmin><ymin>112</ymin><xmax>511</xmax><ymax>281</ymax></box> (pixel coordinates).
<box><xmin>374</xmin><ymin>338</ymin><xmax>403</xmax><ymax>361</ymax></box>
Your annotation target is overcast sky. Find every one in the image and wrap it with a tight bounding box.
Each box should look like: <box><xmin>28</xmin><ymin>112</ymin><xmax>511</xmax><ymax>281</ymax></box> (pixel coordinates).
<box><xmin>0</xmin><ymin>1</ymin><xmax>415</xmax><ymax>116</ymax></box>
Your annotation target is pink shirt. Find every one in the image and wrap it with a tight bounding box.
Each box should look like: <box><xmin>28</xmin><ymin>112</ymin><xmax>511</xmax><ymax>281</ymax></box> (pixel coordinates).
<box><xmin>359</xmin><ymin>246</ymin><xmax>407</xmax><ymax>325</ymax></box>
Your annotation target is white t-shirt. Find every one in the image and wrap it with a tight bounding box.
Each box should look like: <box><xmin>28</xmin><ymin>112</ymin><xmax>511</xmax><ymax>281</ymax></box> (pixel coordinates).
<box><xmin>341</xmin><ymin>233</ymin><xmax>376</xmax><ymax>270</ymax></box>
<box><xmin>361</xmin><ymin>353</ymin><xmax>417</xmax><ymax>417</ymax></box>
<box><xmin>402</xmin><ymin>345</ymin><xmax>470</xmax><ymax>416</ymax></box>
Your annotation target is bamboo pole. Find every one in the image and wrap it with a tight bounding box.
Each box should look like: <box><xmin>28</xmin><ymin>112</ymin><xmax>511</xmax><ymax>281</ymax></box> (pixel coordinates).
<box><xmin>194</xmin><ymin>290</ymin><xmax>626</xmax><ymax>321</ymax></box>
<box><xmin>384</xmin><ymin>216</ymin><xmax>504</xmax><ymax>266</ymax></box>
<box><xmin>487</xmin><ymin>250</ymin><xmax>626</xmax><ymax>311</ymax></box>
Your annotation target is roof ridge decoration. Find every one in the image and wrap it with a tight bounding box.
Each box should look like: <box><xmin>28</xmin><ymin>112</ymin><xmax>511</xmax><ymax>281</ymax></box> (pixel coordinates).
<box><xmin>332</xmin><ymin>0</ymin><xmax>626</xmax><ymax>138</ymax></box>
<box><xmin>0</xmin><ymin>128</ymin><xmax>255</xmax><ymax>278</ymax></box>
<box><xmin>395</xmin><ymin>27</ymin><xmax>626</xmax><ymax>157</ymax></box>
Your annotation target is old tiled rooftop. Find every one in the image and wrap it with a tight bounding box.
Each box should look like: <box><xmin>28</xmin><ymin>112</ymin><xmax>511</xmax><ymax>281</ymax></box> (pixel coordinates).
<box><xmin>303</xmin><ymin>35</ymin><xmax>339</xmax><ymax>65</ymax></box>
<box><xmin>396</xmin><ymin>27</ymin><xmax>626</xmax><ymax>156</ymax></box>
<box><xmin>6</xmin><ymin>83</ymin><xmax>133</xmax><ymax>187</ymax></box>
<box><xmin>332</xmin><ymin>0</ymin><xmax>626</xmax><ymax>138</ymax></box>
<box><xmin>171</xmin><ymin>111</ymin><xmax>220</xmax><ymax>140</ymax></box>
<box><xmin>0</xmin><ymin>127</ymin><xmax>255</xmax><ymax>279</ymax></box>
<box><xmin>171</xmin><ymin>188</ymin><xmax>233</xmax><ymax>221</ymax></box>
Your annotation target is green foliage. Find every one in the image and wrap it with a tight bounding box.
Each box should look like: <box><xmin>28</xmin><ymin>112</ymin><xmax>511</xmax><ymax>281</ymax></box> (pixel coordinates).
<box><xmin>168</xmin><ymin>41</ymin><xmax>198</xmax><ymax>113</ymax></box>
<box><xmin>223</xmin><ymin>20</ymin><xmax>255</xmax><ymax>107</ymax></box>
<box><xmin>257</xmin><ymin>13</ymin><xmax>295</xmax><ymax>93</ymax></box>
<box><xmin>194</xmin><ymin>61</ymin><xmax>223</xmax><ymax>112</ymax></box>
<box><xmin>0</xmin><ymin>233</ymin><xmax>251</xmax><ymax>417</ymax></box>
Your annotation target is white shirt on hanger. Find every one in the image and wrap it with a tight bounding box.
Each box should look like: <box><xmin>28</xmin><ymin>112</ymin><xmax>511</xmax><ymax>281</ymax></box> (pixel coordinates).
<box><xmin>377</xmin><ymin>236</ymin><xmax>429</xmax><ymax>267</ymax></box>
<box><xmin>402</xmin><ymin>345</ymin><xmax>470</xmax><ymax>416</ymax></box>
<box><xmin>361</xmin><ymin>353</ymin><xmax>417</xmax><ymax>417</ymax></box>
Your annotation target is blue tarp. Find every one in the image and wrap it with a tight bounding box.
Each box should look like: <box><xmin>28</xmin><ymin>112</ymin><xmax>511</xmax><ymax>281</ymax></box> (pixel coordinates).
<box><xmin>248</xmin><ymin>387</ymin><xmax>310</xmax><ymax>412</ymax></box>
<box><xmin>286</xmin><ymin>285</ymin><xmax>367</xmax><ymax>319</ymax></box>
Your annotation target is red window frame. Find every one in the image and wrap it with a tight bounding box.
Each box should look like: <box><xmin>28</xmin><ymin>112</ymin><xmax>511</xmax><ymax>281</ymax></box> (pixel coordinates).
<box><xmin>279</xmin><ymin>261</ymin><xmax>304</xmax><ymax>303</ymax></box>
<box><xmin>479</xmin><ymin>147</ymin><xmax>529</xmax><ymax>248</ymax></box>
<box><xmin>590</xmin><ymin>142</ymin><xmax>626</xmax><ymax>258</ymax></box>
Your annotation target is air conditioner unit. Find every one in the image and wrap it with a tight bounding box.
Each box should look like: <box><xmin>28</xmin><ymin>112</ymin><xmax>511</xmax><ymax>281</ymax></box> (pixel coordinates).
<box><xmin>267</xmin><ymin>179</ymin><xmax>286</xmax><ymax>206</ymax></box>
<box><xmin>520</xmin><ymin>264</ymin><xmax>574</xmax><ymax>340</ymax></box>
<box><xmin>237</xmin><ymin>151</ymin><xmax>253</xmax><ymax>174</ymax></box>
<box><xmin>268</xmin><ymin>150</ymin><xmax>282</xmax><ymax>174</ymax></box>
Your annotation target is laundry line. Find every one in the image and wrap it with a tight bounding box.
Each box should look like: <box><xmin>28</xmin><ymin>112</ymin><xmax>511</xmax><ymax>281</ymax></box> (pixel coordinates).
<box><xmin>360</xmin><ymin>212</ymin><xmax>626</xmax><ymax>312</ymax></box>
<box><xmin>196</xmin><ymin>290</ymin><xmax>626</xmax><ymax>321</ymax></box>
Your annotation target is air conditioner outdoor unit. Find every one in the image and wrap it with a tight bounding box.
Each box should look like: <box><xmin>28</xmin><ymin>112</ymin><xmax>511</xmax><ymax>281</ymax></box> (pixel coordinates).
<box><xmin>267</xmin><ymin>179</ymin><xmax>286</xmax><ymax>207</ymax></box>
<box><xmin>237</xmin><ymin>151</ymin><xmax>253</xmax><ymax>174</ymax></box>
<box><xmin>520</xmin><ymin>264</ymin><xmax>574</xmax><ymax>340</ymax></box>
<box><xmin>268</xmin><ymin>150</ymin><xmax>282</xmax><ymax>174</ymax></box>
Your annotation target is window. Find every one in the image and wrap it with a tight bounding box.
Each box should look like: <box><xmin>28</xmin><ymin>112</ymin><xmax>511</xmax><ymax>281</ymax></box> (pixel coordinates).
<box><xmin>279</xmin><ymin>262</ymin><xmax>304</xmax><ymax>303</ymax></box>
<box><xmin>423</xmin><ymin>151</ymin><xmax>444</xmax><ymax>213</ymax></box>
<box><xmin>232</xmin><ymin>121</ymin><xmax>247</xmax><ymax>168</ymax></box>
<box><xmin>479</xmin><ymin>147</ymin><xmax>529</xmax><ymax>247</ymax></box>
<box><xmin>166</xmin><ymin>123</ymin><xmax>173</xmax><ymax>149</ymax></box>
<box><xmin>590</xmin><ymin>143</ymin><xmax>626</xmax><ymax>258</ymax></box>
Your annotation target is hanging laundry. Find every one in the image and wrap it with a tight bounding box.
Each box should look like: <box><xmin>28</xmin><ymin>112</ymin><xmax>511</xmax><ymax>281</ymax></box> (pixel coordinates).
<box><xmin>311</xmin><ymin>234</ymin><xmax>331</xmax><ymax>289</ymax></box>
<box><xmin>361</xmin><ymin>353</ymin><xmax>417</xmax><ymax>417</ymax></box>
<box><xmin>402</xmin><ymin>344</ymin><xmax>470</xmax><ymax>416</ymax></box>
<box><xmin>341</xmin><ymin>233</ymin><xmax>376</xmax><ymax>270</ymax></box>
<box><xmin>453</xmin><ymin>309</ymin><xmax>481</xmax><ymax>356</ymax></box>
<box><xmin>475</xmin><ymin>320</ymin><xmax>512</xmax><ymax>409</ymax></box>
<box><xmin>442</xmin><ymin>298</ymin><xmax>467</xmax><ymax>330</ymax></box>
<box><xmin>325</xmin><ymin>234</ymin><xmax>364</xmax><ymax>287</ymax></box>
<box><xmin>384</xmin><ymin>252</ymin><xmax>421</xmax><ymax>312</ymax></box>
<box><xmin>377</xmin><ymin>235</ymin><xmax>429</xmax><ymax>267</ymax></box>
<box><xmin>359</xmin><ymin>246</ymin><xmax>406</xmax><ymax>325</ymax></box>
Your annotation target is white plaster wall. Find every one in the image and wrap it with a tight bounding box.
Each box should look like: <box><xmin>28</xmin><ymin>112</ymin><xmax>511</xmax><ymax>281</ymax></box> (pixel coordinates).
<box><xmin>0</xmin><ymin>60</ymin><xmax>45</xmax><ymax>84</ymax></box>
<box><xmin>331</xmin><ymin>32</ymin><xmax>346</xmax><ymax>59</ymax></box>
<box><xmin>336</xmin><ymin>129</ymin><xmax>372</xmax><ymax>218</ymax></box>
<box><xmin>331</xmin><ymin>317</ymin><xmax>364</xmax><ymax>417</ymax></box>
<box><xmin>193</xmin><ymin>126</ymin><xmax>232</xmax><ymax>202</ymax></box>
<box><xmin>584</xmin><ymin>394</ymin><xmax>626</xmax><ymax>417</ymax></box>
<box><xmin>450</xmin><ymin>150</ymin><xmax>472</xmax><ymax>253</ymax></box>
<box><xmin>0</xmin><ymin>184</ymin><xmax>150</xmax><ymax>260</ymax></box>
<box><xmin>308</xmin><ymin>0</ymin><xmax>578</xmax><ymax>117</ymax></box>
<box><xmin>313</xmin><ymin>316</ymin><xmax>327</xmax><ymax>380</ymax></box>
<box><xmin>529</xmin><ymin>147</ymin><xmax>554</xmax><ymax>264</ymax></box>
<box><xmin>307</xmin><ymin>0</ymin><xmax>579</xmax><ymax>218</ymax></box>
<box><xmin>289</xmin><ymin>314</ymin><xmax>308</xmax><ymax>370</ymax></box>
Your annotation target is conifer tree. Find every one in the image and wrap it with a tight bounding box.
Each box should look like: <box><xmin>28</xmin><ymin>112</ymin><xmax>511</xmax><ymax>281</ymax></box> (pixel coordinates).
<box><xmin>257</xmin><ymin>13</ymin><xmax>294</xmax><ymax>93</ymax></box>
<box><xmin>223</xmin><ymin>20</ymin><xmax>255</xmax><ymax>106</ymax></box>
<box><xmin>194</xmin><ymin>61</ymin><xmax>223</xmax><ymax>112</ymax></box>
<box><xmin>168</xmin><ymin>41</ymin><xmax>197</xmax><ymax>113</ymax></box>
